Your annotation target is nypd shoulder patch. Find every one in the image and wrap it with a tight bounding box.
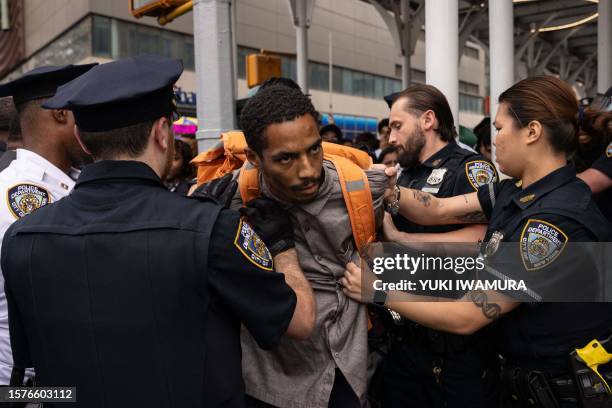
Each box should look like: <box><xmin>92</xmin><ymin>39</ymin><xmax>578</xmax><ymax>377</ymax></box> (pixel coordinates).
<box><xmin>606</xmin><ymin>142</ymin><xmax>612</xmax><ymax>158</ymax></box>
<box><xmin>465</xmin><ymin>160</ymin><xmax>498</xmax><ymax>190</ymax></box>
<box><xmin>6</xmin><ymin>183</ymin><xmax>51</xmax><ymax>219</ymax></box>
<box><xmin>519</xmin><ymin>219</ymin><xmax>568</xmax><ymax>271</ymax></box>
<box><xmin>233</xmin><ymin>219</ymin><xmax>273</xmax><ymax>271</ymax></box>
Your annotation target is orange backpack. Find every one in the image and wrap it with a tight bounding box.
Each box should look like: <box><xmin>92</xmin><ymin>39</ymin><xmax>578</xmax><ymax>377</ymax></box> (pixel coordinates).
<box><xmin>191</xmin><ymin>131</ymin><xmax>377</xmax><ymax>251</ymax></box>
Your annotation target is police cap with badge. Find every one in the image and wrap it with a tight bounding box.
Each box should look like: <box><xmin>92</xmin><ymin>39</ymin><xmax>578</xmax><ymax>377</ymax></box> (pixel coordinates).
<box><xmin>0</xmin><ymin>64</ymin><xmax>97</xmax><ymax>109</ymax></box>
<box><xmin>43</xmin><ymin>55</ymin><xmax>182</xmax><ymax>131</ymax></box>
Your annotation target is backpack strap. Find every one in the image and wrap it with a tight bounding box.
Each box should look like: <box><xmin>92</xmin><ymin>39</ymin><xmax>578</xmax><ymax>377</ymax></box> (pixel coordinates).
<box><xmin>325</xmin><ymin>154</ymin><xmax>376</xmax><ymax>252</ymax></box>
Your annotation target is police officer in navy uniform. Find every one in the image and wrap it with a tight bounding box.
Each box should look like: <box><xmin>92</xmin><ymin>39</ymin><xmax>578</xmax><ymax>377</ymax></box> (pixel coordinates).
<box><xmin>343</xmin><ymin>75</ymin><xmax>612</xmax><ymax>407</ymax></box>
<box><xmin>378</xmin><ymin>84</ymin><xmax>498</xmax><ymax>408</ymax></box>
<box><xmin>1</xmin><ymin>56</ymin><xmax>315</xmax><ymax>407</ymax></box>
<box><xmin>579</xmin><ymin>141</ymin><xmax>612</xmax><ymax>224</ymax></box>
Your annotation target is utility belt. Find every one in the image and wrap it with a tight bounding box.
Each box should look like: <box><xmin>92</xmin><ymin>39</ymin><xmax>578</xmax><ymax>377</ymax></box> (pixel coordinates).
<box><xmin>500</xmin><ymin>335</ymin><xmax>612</xmax><ymax>408</ymax></box>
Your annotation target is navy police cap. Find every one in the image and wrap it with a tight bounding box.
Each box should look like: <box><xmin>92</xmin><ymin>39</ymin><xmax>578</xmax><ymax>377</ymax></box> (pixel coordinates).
<box><xmin>0</xmin><ymin>64</ymin><xmax>97</xmax><ymax>107</ymax></box>
<box><xmin>44</xmin><ymin>56</ymin><xmax>183</xmax><ymax>132</ymax></box>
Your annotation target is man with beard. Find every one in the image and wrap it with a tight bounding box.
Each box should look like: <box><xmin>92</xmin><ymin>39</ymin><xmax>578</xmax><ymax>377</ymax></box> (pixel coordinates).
<box><xmin>0</xmin><ymin>63</ymin><xmax>96</xmax><ymax>385</ymax></box>
<box><xmin>379</xmin><ymin>84</ymin><xmax>499</xmax><ymax>408</ymax></box>
<box><xmin>199</xmin><ymin>82</ymin><xmax>390</xmax><ymax>407</ymax></box>
<box><xmin>1</xmin><ymin>56</ymin><xmax>315</xmax><ymax>406</ymax></box>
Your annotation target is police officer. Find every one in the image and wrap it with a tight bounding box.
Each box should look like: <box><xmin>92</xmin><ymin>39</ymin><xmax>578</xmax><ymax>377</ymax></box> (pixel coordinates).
<box><xmin>342</xmin><ymin>75</ymin><xmax>612</xmax><ymax>407</ymax></box>
<box><xmin>0</xmin><ymin>64</ymin><xmax>96</xmax><ymax>385</ymax></box>
<box><xmin>377</xmin><ymin>84</ymin><xmax>498</xmax><ymax>408</ymax></box>
<box><xmin>578</xmin><ymin>141</ymin><xmax>612</xmax><ymax>223</ymax></box>
<box><xmin>1</xmin><ymin>56</ymin><xmax>315</xmax><ymax>407</ymax></box>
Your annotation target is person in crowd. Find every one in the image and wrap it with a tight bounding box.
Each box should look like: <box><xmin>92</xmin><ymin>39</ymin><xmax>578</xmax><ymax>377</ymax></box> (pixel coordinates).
<box><xmin>1</xmin><ymin>56</ymin><xmax>315</xmax><ymax>407</ymax></box>
<box><xmin>196</xmin><ymin>82</ymin><xmax>391</xmax><ymax>408</ymax></box>
<box><xmin>375</xmin><ymin>84</ymin><xmax>498</xmax><ymax>408</ymax></box>
<box><xmin>343</xmin><ymin>75</ymin><xmax>612</xmax><ymax>408</ymax></box>
<box><xmin>473</xmin><ymin>117</ymin><xmax>492</xmax><ymax>161</ymax></box>
<box><xmin>375</xmin><ymin>118</ymin><xmax>390</xmax><ymax>157</ymax></box>
<box><xmin>320</xmin><ymin>123</ymin><xmax>344</xmax><ymax>144</ymax></box>
<box><xmin>0</xmin><ymin>97</ymin><xmax>14</xmax><ymax>154</ymax></box>
<box><xmin>377</xmin><ymin>145</ymin><xmax>398</xmax><ymax>168</ymax></box>
<box><xmin>354</xmin><ymin>131</ymin><xmax>379</xmax><ymax>154</ymax></box>
<box><xmin>164</xmin><ymin>138</ymin><xmax>195</xmax><ymax>195</ymax></box>
<box><xmin>0</xmin><ymin>63</ymin><xmax>96</xmax><ymax>385</ymax></box>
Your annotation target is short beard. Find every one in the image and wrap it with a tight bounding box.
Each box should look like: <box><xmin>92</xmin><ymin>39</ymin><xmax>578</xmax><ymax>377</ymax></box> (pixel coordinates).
<box><xmin>397</xmin><ymin>124</ymin><xmax>426</xmax><ymax>169</ymax></box>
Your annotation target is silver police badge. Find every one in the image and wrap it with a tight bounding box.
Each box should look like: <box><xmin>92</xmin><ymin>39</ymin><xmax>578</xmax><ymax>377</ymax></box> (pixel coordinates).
<box><xmin>426</xmin><ymin>168</ymin><xmax>447</xmax><ymax>185</ymax></box>
<box><xmin>520</xmin><ymin>219</ymin><xmax>568</xmax><ymax>271</ymax></box>
<box><xmin>484</xmin><ymin>231</ymin><xmax>504</xmax><ymax>258</ymax></box>
<box><xmin>7</xmin><ymin>183</ymin><xmax>50</xmax><ymax>219</ymax></box>
<box><xmin>466</xmin><ymin>160</ymin><xmax>497</xmax><ymax>190</ymax></box>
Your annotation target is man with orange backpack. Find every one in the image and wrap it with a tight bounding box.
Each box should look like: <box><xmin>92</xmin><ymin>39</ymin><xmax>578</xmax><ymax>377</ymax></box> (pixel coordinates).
<box><xmin>193</xmin><ymin>81</ymin><xmax>393</xmax><ymax>407</ymax></box>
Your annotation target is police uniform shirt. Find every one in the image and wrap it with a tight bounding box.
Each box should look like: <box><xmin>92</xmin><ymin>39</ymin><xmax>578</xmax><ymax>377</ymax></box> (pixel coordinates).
<box><xmin>0</xmin><ymin>148</ymin><xmax>77</xmax><ymax>385</ymax></box>
<box><xmin>476</xmin><ymin>164</ymin><xmax>612</xmax><ymax>375</ymax></box>
<box><xmin>1</xmin><ymin>160</ymin><xmax>297</xmax><ymax>407</ymax></box>
<box><xmin>590</xmin><ymin>142</ymin><xmax>612</xmax><ymax>224</ymax></box>
<box><xmin>395</xmin><ymin>139</ymin><xmax>497</xmax><ymax>233</ymax></box>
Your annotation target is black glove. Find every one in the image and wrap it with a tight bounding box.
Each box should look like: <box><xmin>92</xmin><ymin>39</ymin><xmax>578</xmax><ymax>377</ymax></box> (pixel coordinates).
<box><xmin>190</xmin><ymin>173</ymin><xmax>238</xmax><ymax>208</ymax></box>
<box><xmin>239</xmin><ymin>197</ymin><xmax>295</xmax><ymax>256</ymax></box>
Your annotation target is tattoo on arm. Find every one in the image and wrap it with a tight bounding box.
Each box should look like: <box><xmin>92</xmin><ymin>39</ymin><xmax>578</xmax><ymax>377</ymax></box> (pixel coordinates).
<box><xmin>455</xmin><ymin>211</ymin><xmax>488</xmax><ymax>223</ymax></box>
<box><xmin>469</xmin><ymin>290</ymin><xmax>501</xmax><ymax>320</ymax></box>
<box><xmin>412</xmin><ymin>190</ymin><xmax>432</xmax><ymax>208</ymax></box>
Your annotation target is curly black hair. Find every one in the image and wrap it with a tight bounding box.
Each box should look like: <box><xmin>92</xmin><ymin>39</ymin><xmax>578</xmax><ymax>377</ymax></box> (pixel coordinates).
<box><xmin>239</xmin><ymin>84</ymin><xmax>319</xmax><ymax>155</ymax></box>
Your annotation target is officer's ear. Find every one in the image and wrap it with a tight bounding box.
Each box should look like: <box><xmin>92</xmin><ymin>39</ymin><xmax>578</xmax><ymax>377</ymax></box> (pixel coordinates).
<box><xmin>245</xmin><ymin>147</ymin><xmax>262</xmax><ymax>169</ymax></box>
<box><xmin>151</xmin><ymin>116</ymin><xmax>172</xmax><ymax>151</ymax></box>
<box><xmin>420</xmin><ymin>109</ymin><xmax>436</xmax><ymax>133</ymax></box>
<box><xmin>73</xmin><ymin>126</ymin><xmax>92</xmax><ymax>156</ymax></box>
<box><xmin>525</xmin><ymin>120</ymin><xmax>543</xmax><ymax>146</ymax></box>
<box><xmin>51</xmin><ymin>109</ymin><xmax>70</xmax><ymax>125</ymax></box>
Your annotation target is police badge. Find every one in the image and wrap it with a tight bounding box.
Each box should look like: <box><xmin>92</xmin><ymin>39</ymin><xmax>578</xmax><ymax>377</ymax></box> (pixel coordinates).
<box><xmin>234</xmin><ymin>219</ymin><xmax>273</xmax><ymax>270</ymax></box>
<box><xmin>519</xmin><ymin>219</ymin><xmax>568</xmax><ymax>271</ymax></box>
<box><xmin>484</xmin><ymin>231</ymin><xmax>504</xmax><ymax>258</ymax></box>
<box><xmin>7</xmin><ymin>183</ymin><xmax>51</xmax><ymax>219</ymax></box>
<box><xmin>426</xmin><ymin>168</ymin><xmax>447</xmax><ymax>185</ymax></box>
<box><xmin>465</xmin><ymin>160</ymin><xmax>498</xmax><ymax>190</ymax></box>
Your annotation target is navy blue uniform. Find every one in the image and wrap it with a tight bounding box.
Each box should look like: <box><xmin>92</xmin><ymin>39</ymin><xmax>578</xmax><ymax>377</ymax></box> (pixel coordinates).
<box><xmin>591</xmin><ymin>143</ymin><xmax>612</xmax><ymax>224</ymax></box>
<box><xmin>1</xmin><ymin>161</ymin><xmax>297</xmax><ymax>407</ymax></box>
<box><xmin>477</xmin><ymin>164</ymin><xmax>612</xmax><ymax>406</ymax></box>
<box><xmin>382</xmin><ymin>141</ymin><xmax>499</xmax><ymax>408</ymax></box>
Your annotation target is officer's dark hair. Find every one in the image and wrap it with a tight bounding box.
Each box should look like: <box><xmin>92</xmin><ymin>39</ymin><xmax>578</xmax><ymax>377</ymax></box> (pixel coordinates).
<box><xmin>499</xmin><ymin>75</ymin><xmax>612</xmax><ymax>155</ymax></box>
<box><xmin>240</xmin><ymin>84</ymin><xmax>319</xmax><ymax>156</ymax></box>
<box><xmin>377</xmin><ymin>118</ymin><xmax>389</xmax><ymax>134</ymax></box>
<box><xmin>79</xmin><ymin>118</ymin><xmax>162</xmax><ymax>160</ymax></box>
<box><xmin>391</xmin><ymin>84</ymin><xmax>457</xmax><ymax>142</ymax></box>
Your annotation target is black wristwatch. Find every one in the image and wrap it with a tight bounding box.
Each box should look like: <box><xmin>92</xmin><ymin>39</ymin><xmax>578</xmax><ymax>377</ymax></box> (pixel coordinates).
<box><xmin>373</xmin><ymin>289</ymin><xmax>388</xmax><ymax>306</ymax></box>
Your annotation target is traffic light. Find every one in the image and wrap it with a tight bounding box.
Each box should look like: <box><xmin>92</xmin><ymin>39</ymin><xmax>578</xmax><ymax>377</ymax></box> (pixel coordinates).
<box><xmin>129</xmin><ymin>0</ymin><xmax>190</xmax><ymax>19</ymax></box>
<box><xmin>246</xmin><ymin>53</ymin><xmax>282</xmax><ymax>88</ymax></box>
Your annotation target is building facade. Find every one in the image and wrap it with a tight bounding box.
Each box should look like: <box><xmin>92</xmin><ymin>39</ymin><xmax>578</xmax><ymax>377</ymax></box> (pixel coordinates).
<box><xmin>0</xmin><ymin>0</ymin><xmax>487</xmax><ymax>137</ymax></box>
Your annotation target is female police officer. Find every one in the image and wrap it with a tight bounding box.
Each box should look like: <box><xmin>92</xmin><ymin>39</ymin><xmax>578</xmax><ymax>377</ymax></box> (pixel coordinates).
<box><xmin>342</xmin><ymin>75</ymin><xmax>612</xmax><ymax>407</ymax></box>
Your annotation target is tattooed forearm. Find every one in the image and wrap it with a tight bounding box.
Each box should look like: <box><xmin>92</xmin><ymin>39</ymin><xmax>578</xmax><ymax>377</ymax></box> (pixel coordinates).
<box><xmin>454</xmin><ymin>210</ymin><xmax>488</xmax><ymax>223</ymax></box>
<box><xmin>412</xmin><ymin>190</ymin><xmax>432</xmax><ymax>208</ymax></box>
<box><xmin>469</xmin><ymin>290</ymin><xmax>501</xmax><ymax>320</ymax></box>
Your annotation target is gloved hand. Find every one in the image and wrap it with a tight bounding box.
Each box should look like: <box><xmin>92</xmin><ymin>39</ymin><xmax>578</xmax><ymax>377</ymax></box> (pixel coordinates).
<box><xmin>190</xmin><ymin>173</ymin><xmax>238</xmax><ymax>208</ymax></box>
<box><xmin>239</xmin><ymin>197</ymin><xmax>295</xmax><ymax>256</ymax></box>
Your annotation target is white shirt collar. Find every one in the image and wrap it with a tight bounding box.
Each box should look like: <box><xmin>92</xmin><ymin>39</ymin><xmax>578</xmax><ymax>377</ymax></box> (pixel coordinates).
<box><xmin>14</xmin><ymin>149</ymin><xmax>76</xmax><ymax>191</ymax></box>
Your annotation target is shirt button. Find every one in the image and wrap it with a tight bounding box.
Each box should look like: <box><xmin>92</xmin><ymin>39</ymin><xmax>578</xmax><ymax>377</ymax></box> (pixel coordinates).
<box><xmin>334</xmin><ymin>352</ymin><xmax>340</xmax><ymax>358</ymax></box>
<box><xmin>315</xmin><ymin>255</ymin><xmax>322</xmax><ymax>262</ymax></box>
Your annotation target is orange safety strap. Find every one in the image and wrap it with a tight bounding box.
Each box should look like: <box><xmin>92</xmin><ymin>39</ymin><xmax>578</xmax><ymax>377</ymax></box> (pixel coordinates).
<box><xmin>324</xmin><ymin>154</ymin><xmax>376</xmax><ymax>253</ymax></box>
